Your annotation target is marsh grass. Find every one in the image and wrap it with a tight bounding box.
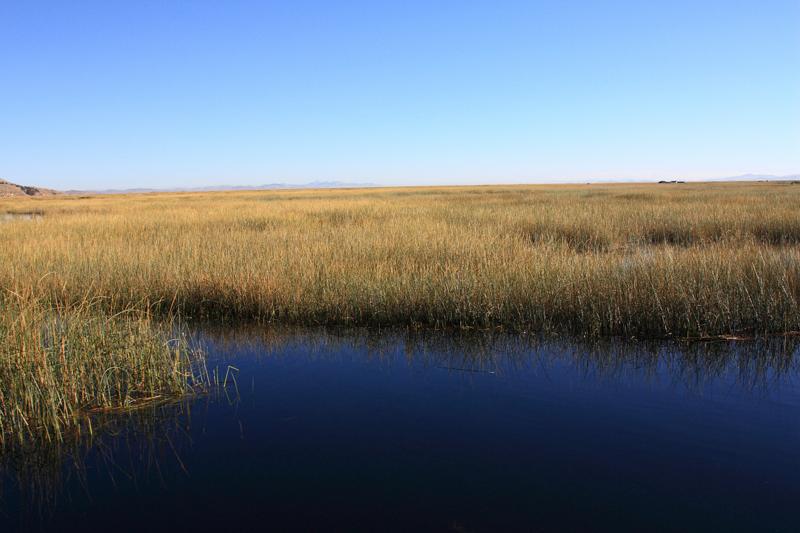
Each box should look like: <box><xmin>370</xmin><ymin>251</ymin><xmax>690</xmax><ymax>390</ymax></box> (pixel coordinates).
<box><xmin>0</xmin><ymin>290</ymin><xmax>209</xmax><ymax>447</ymax></box>
<box><xmin>1</xmin><ymin>181</ymin><xmax>799</xmax><ymax>339</ymax></box>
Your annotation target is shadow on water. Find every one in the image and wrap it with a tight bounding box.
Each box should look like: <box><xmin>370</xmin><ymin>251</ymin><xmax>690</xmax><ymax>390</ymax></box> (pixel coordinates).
<box><xmin>2</xmin><ymin>327</ymin><xmax>800</xmax><ymax>532</ymax></box>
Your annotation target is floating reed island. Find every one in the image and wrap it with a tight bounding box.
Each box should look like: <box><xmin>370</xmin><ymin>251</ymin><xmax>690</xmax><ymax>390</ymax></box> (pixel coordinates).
<box><xmin>3</xmin><ymin>181</ymin><xmax>799</xmax><ymax>443</ymax></box>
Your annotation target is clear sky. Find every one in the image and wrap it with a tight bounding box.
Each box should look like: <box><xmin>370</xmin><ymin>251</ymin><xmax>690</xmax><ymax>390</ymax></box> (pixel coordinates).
<box><xmin>1</xmin><ymin>1</ymin><xmax>798</xmax><ymax>190</ymax></box>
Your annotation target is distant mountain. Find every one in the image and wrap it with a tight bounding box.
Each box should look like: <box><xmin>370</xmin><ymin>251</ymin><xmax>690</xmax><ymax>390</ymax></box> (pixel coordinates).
<box><xmin>21</xmin><ymin>174</ymin><xmax>800</xmax><ymax>197</ymax></box>
<box><xmin>0</xmin><ymin>179</ymin><xmax>59</xmax><ymax>198</ymax></box>
<box><xmin>66</xmin><ymin>181</ymin><xmax>378</xmax><ymax>195</ymax></box>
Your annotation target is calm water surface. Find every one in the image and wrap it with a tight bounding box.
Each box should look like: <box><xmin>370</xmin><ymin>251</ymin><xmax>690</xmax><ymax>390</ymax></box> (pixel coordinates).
<box><xmin>2</xmin><ymin>329</ymin><xmax>799</xmax><ymax>532</ymax></box>
<box><xmin>1</xmin><ymin>213</ymin><xmax>41</xmax><ymax>222</ymax></box>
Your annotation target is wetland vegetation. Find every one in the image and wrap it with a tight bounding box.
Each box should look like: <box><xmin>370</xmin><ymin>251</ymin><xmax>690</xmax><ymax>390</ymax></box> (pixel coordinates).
<box><xmin>0</xmin><ymin>291</ymin><xmax>209</xmax><ymax>447</ymax></box>
<box><xmin>3</xmin><ymin>181</ymin><xmax>800</xmax><ymax>335</ymax></box>
<box><xmin>2</xmin><ymin>181</ymin><xmax>800</xmax><ymax>446</ymax></box>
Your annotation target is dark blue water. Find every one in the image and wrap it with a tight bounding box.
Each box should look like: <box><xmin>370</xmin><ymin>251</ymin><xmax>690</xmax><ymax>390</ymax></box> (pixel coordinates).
<box><xmin>2</xmin><ymin>329</ymin><xmax>800</xmax><ymax>532</ymax></box>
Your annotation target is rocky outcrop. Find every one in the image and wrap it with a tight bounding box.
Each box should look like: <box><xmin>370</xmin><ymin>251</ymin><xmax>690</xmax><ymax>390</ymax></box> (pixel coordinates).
<box><xmin>0</xmin><ymin>179</ymin><xmax>59</xmax><ymax>197</ymax></box>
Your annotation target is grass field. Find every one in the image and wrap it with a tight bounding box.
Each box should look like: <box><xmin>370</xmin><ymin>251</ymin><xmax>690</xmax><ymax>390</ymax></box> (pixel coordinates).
<box><xmin>2</xmin><ymin>181</ymin><xmax>799</xmax><ymax>338</ymax></box>
<box><xmin>3</xmin><ymin>181</ymin><xmax>800</xmax><ymax>444</ymax></box>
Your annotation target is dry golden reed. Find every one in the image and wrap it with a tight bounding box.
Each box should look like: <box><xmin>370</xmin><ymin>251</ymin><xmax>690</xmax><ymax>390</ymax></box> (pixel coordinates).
<box><xmin>2</xmin><ymin>181</ymin><xmax>799</xmax><ymax>338</ymax></box>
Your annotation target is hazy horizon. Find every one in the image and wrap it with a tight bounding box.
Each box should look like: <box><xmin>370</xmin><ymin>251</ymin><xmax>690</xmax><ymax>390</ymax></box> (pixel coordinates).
<box><xmin>2</xmin><ymin>1</ymin><xmax>798</xmax><ymax>190</ymax></box>
<box><xmin>5</xmin><ymin>172</ymin><xmax>791</xmax><ymax>193</ymax></box>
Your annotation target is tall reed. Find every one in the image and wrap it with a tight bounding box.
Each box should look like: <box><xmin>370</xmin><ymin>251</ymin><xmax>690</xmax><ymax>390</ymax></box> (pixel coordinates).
<box><xmin>0</xmin><ymin>290</ymin><xmax>208</xmax><ymax>447</ymax></box>
<box><xmin>1</xmin><ymin>181</ymin><xmax>798</xmax><ymax>337</ymax></box>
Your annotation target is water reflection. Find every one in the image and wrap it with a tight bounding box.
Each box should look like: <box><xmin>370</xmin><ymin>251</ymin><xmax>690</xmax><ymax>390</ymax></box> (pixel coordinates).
<box><xmin>199</xmin><ymin>326</ymin><xmax>800</xmax><ymax>395</ymax></box>
<box><xmin>2</xmin><ymin>328</ymin><xmax>800</xmax><ymax>532</ymax></box>
<box><xmin>0</xmin><ymin>401</ymin><xmax>207</xmax><ymax>529</ymax></box>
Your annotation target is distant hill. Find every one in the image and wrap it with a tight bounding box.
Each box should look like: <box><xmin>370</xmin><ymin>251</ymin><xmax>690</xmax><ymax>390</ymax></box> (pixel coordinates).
<box><xmin>0</xmin><ymin>179</ymin><xmax>59</xmax><ymax>198</ymax></box>
<box><xmin>10</xmin><ymin>175</ymin><xmax>800</xmax><ymax>197</ymax></box>
<box><xmin>66</xmin><ymin>181</ymin><xmax>378</xmax><ymax>195</ymax></box>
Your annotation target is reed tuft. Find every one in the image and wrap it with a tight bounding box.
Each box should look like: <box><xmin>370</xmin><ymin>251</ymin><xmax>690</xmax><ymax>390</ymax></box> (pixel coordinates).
<box><xmin>0</xmin><ymin>290</ymin><xmax>208</xmax><ymax>447</ymax></box>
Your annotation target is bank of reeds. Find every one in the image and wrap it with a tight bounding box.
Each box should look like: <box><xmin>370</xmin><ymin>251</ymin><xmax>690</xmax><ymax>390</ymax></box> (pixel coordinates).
<box><xmin>0</xmin><ymin>290</ymin><xmax>209</xmax><ymax>447</ymax></box>
<box><xmin>1</xmin><ymin>182</ymin><xmax>799</xmax><ymax>339</ymax></box>
<box><xmin>3</xmin><ymin>182</ymin><xmax>800</xmax><ymax>442</ymax></box>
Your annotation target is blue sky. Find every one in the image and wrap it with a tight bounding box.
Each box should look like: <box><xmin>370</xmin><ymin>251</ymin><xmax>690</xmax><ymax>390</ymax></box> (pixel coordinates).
<box><xmin>1</xmin><ymin>1</ymin><xmax>798</xmax><ymax>190</ymax></box>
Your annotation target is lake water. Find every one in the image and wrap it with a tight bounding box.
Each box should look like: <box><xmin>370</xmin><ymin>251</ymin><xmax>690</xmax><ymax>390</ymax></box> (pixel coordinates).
<box><xmin>1</xmin><ymin>212</ymin><xmax>42</xmax><ymax>222</ymax></box>
<box><xmin>2</xmin><ymin>328</ymin><xmax>800</xmax><ymax>532</ymax></box>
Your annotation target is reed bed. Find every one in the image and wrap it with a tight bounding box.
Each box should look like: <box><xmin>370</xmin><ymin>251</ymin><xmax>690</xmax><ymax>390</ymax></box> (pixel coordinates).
<box><xmin>2</xmin><ymin>182</ymin><xmax>799</xmax><ymax>443</ymax></box>
<box><xmin>1</xmin><ymin>181</ymin><xmax>799</xmax><ymax>339</ymax></box>
<box><xmin>0</xmin><ymin>290</ymin><xmax>209</xmax><ymax>447</ymax></box>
